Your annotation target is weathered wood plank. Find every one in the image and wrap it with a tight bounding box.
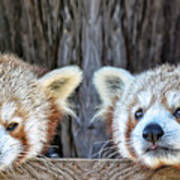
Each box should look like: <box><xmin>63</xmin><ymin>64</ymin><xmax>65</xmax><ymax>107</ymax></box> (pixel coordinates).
<box><xmin>1</xmin><ymin>158</ymin><xmax>180</xmax><ymax>180</ymax></box>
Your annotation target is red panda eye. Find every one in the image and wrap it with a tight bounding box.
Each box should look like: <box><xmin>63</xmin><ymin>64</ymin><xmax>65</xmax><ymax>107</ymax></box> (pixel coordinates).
<box><xmin>174</xmin><ymin>108</ymin><xmax>180</xmax><ymax>119</ymax></box>
<box><xmin>135</xmin><ymin>109</ymin><xmax>143</xmax><ymax>120</ymax></box>
<box><xmin>6</xmin><ymin>122</ymin><xmax>18</xmax><ymax>131</ymax></box>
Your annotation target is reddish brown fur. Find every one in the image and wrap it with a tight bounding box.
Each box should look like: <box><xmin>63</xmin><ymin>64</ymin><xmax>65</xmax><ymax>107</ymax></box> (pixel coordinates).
<box><xmin>106</xmin><ymin>106</ymin><xmax>114</xmax><ymax>135</ymax></box>
<box><xmin>161</xmin><ymin>96</ymin><xmax>177</xmax><ymax>120</ymax></box>
<box><xmin>4</xmin><ymin>106</ymin><xmax>30</xmax><ymax>163</ymax></box>
<box><xmin>125</xmin><ymin>116</ymin><xmax>138</xmax><ymax>159</ymax></box>
<box><xmin>0</xmin><ymin>97</ymin><xmax>61</xmax><ymax>162</ymax></box>
<box><xmin>10</xmin><ymin>109</ymin><xmax>30</xmax><ymax>163</ymax></box>
<box><xmin>41</xmin><ymin>97</ymin><xmax>62</xmax><ymax>154</ymax></box>
<box><xmin>13</xmin><ymin>126</ymin><xmax>30</xmax><ymax>164</ymax></box>
<box><xmin>173</xmin><ymin>165</ymin><xmax>180</xmax><ymax>170</ymax></box>
<box><xmin>124</xmin><ymin>98</ymin><xmax>140</xmax><ymax>160</ymax></box>
<box><xmin>106</xmin><ymin>96</ymin><xmax>119</xmax><ymax>135</ymax></box>
<box><xmin>0</xmin><ymin>99</ymin><xmax>31</xmax><ymax>163</ymax></box>
<box><xmin>161</xmin><ymin>95</ymin><xmax>180</xmax><ymax>125</ymax></box>
<box><xmin>124</xmin><ymin>94</ymin><xmax>162</xmax><ymax>161</ymax></box>
<box><xmin>123</xmin><ymin>93</ymin><xmax>157</xmax><ymax>160</ymax></box>
<box><xmin>105</xmin><ymin>96</ymin><xmax>138</xmax><ymax>159</ymax></box>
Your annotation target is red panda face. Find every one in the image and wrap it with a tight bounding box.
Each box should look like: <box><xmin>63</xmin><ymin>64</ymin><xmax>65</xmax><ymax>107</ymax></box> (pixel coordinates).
<box><xmin>0</xmin><ymin>54</ymin><xmax>82</xmax><ymax>170</ymax></box>
<box><xmin>112</xmin><ymin>67</ymin><xmax>180</xmax><ymax>169</ymax></box>
<box><xmin>0</xmin><ymin>94</ymin><xmax>62</xmax><ymax>171</ymax></box>
<box><xmin>116</xmin><ymin>90</ymin><xmax>180</xmax><ymax>169</ymax></box>
<box><xmin>0</xmin><ymin>101</ymin><xmax>28</xmax><ymax>169</ymax></box>
<box><xmin>0</xmin><ymin>81</ymin><xmax>54</xmax><ymax>170</ymax></box>
<box><xmin>93</xmin><ymin>65</ymin><xmax>180</xmax><ymax>169</ymax></box>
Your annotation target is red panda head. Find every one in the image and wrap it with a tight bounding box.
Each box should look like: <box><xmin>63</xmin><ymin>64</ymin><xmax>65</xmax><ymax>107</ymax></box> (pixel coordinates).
<box><xmin>0</xmin><ymin>54</ymin><xmax>82</xmax><ymax>170</ymax></box>
<box><xmin>93</xmin><ymin>65</ymin><xmax>180</xmax><ymax>169</ymax></box>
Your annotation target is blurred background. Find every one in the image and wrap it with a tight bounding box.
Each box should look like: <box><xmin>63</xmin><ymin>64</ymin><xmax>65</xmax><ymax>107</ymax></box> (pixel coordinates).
<box><xmin>0</xmin><ymin>0</ymin><xmax>179</xmax><ymax>158</ymax></box>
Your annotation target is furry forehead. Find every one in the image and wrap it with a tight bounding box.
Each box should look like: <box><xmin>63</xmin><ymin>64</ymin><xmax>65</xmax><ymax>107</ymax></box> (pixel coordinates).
<box><xmin>93</xmin><ymin>64</ymin><xmax>180</xmax><ymax>108</ymax></box>
<box><xmin>0</xmin><ymin>54</ymin><xmax>83</xmax><ymax>112</ymax></box>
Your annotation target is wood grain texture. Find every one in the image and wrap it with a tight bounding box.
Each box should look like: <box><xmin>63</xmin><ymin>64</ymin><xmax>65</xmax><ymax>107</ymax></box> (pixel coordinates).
<box><xmin>1</xmin><ymin>158</ymin><xmax>180</xmax><ymax>180</ymax></box>
<box><xmin>123</xmin><ymin>0</ymin><xmax>180</xmax><ymax>73</ymax></box>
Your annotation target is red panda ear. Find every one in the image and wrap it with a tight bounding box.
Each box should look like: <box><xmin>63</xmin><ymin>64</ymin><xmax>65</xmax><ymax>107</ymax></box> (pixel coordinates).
<box><xmin>38</xmin><ymin>66</ymin><xmax>82</xmax><ymax>114</ymax></box>
<box><xmin>93</xmin><ymin>66</ymin><xmax>134</xmax><ymax>107</ymax></box>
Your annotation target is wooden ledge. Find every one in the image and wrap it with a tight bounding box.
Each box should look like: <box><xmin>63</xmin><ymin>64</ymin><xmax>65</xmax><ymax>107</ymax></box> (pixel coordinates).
<box><xmin>1</xmin><ymin>158</ymin><xmax>180</xmax><ymax>180</ymax></box>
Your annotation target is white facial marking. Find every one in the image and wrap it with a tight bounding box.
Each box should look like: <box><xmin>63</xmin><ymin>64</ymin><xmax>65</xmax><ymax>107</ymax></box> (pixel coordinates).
<box><xmin>1</xmin><ymin>102</ymin><xmax>17</xmax><ymax>122</ymax></box>
<box><xmin>11</xmin><ymin>117</ymin><xmax>23</xmax><ymax>124</ymax></box>
<box><xmin>0</xmin><ymin>125</ymin><xmax>22</xmax><ymax>170</ymax></box>
<box><xmin>166</xmin><ymin>91</ymin><xmax>180</xmax><ymax>109</ymax></box>
<box><xmin>137</xmin><ymin>91</ymin><xmax>152</xmax><ymax>108</ymax></box>
<box><xmin>25</xmin><ymin>107</ymin><xmax>49</xmax><ymax>159</ymax></box>
<box><xmin>113</xmin><ymin>100</ymin><xmax>132</xmax><ymax>159</ymax></box>
<box><xmin>131</xmin><ymin>101</ymin><xmax>180</xmax><ymax>167</ymax></box>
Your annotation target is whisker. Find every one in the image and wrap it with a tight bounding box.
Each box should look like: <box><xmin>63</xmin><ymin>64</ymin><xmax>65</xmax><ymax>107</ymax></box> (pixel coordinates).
<box><xmin>91</xmin><ymin>139</ymin><xmax>120</xmax><ymax>158</ymax></box>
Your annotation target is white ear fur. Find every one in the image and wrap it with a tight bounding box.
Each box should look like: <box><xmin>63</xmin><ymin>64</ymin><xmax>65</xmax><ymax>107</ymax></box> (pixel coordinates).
<box><xmin>38</xmin><ymin>66</ymin><xmax>82</xmax><ymax>114</ymax></box>
<box><xmin>93</xmin><ymin>66</ymin><xmax>134</xmax><ymax>107</ymax></box>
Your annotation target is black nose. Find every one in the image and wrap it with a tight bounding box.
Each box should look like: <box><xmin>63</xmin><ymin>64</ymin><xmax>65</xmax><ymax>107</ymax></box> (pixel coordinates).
<box><xmin>143</xmin><ymin>123</ymin><xmax>164</xmax><ymax>143</ymax></box>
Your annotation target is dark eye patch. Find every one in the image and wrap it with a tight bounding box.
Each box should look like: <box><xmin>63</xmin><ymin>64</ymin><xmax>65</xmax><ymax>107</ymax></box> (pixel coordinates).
<box><xmin>135</xmin><ymin>108</ymin><xmax>144</xmax><ymax>120</ymax></box>
<box><xmin>6</xmin><ymin>122</ymin><xmax>18</xmax><ymax>131</ymax></box>
<box><xmin>174</xmin><ymin>108</ymin><xmax>180</xmax><ymax>119</ymax></box>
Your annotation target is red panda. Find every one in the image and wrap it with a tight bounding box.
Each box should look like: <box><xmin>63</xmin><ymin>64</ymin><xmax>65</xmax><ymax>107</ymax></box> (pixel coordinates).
<box><xmin>93</xmin><ymin>65</ymin><xmax>180</xmax><ymax>169</ymax></box>
<box><xmin>0</xmin><ymin>54</ymin><xmax>82</xmax><ymax>170</ymax></box>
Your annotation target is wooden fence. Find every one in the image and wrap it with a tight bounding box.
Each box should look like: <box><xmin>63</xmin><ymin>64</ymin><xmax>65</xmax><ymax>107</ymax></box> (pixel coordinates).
<box><xmin>1</xmin><ymin>158</ymin><xmax>180</xmax><ymax>180</ymax></box>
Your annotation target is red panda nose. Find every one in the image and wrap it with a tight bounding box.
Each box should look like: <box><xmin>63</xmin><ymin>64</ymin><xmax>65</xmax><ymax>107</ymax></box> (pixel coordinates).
<box><xmin>143</xmin><ymin>123</ymin><xmax>164</xmax><ymax>144</ymax></box>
